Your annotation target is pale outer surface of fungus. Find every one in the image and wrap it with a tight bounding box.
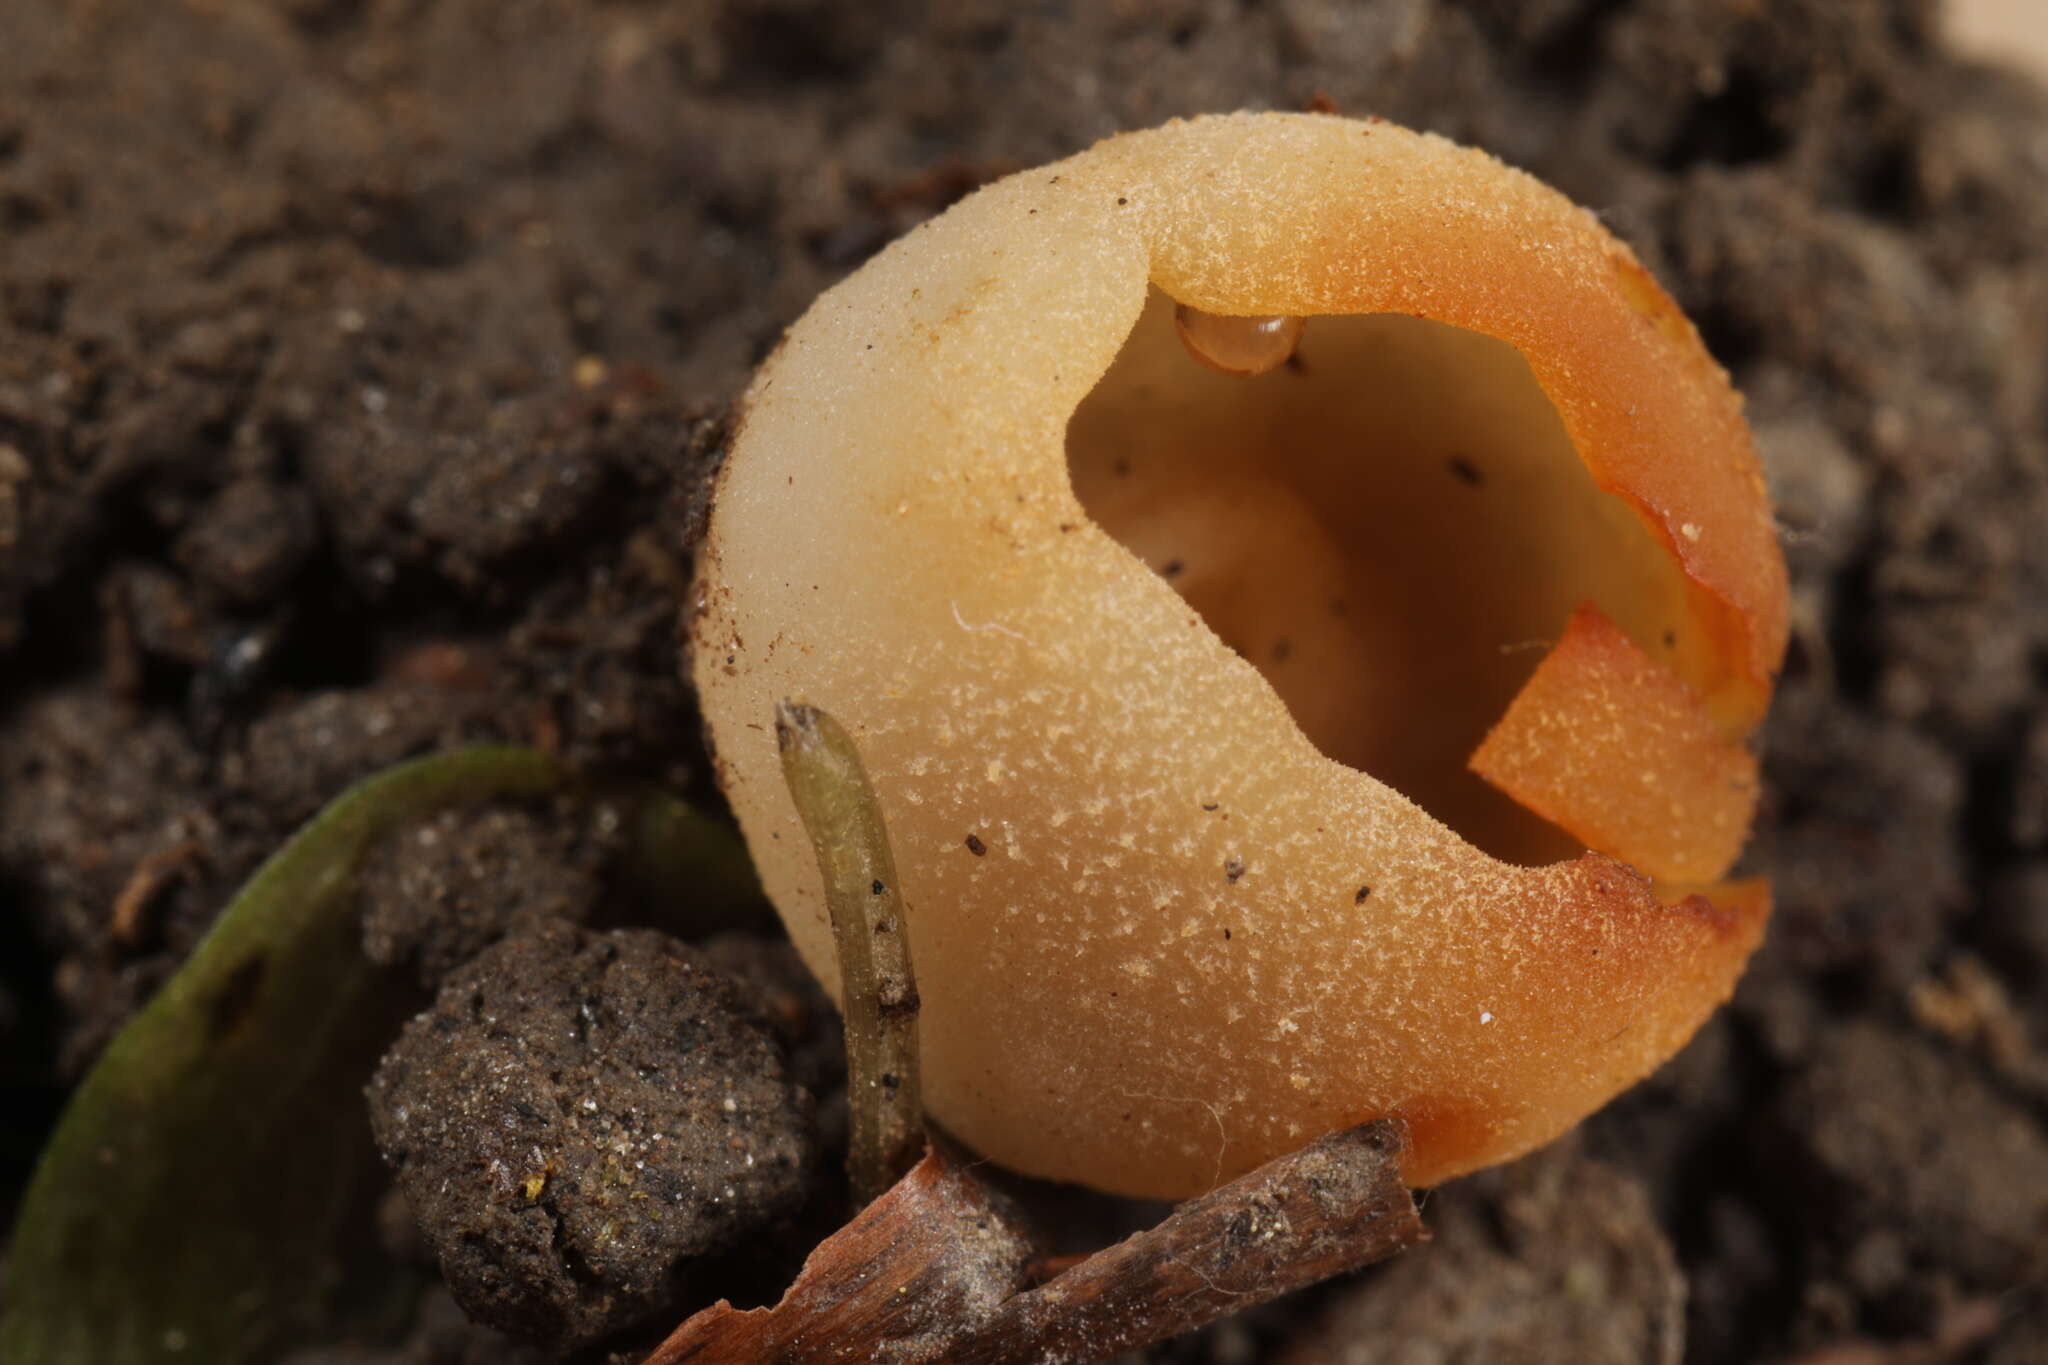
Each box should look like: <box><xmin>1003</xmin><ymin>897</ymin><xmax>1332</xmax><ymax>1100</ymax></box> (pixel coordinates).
<box><xmin>691</xmin><ymin>113</ymin><xmax>1786</xmax><ymax>1199</ymax></box>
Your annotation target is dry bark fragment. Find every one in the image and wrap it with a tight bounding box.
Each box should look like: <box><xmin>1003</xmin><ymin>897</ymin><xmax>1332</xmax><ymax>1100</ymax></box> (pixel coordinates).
<box><xmin>645</xmin><ymin>1120</ymin><xmax>1422</xmax><ymax>1365</ymax></box>
<box><xmin>642</xmin><ymin>1138</ymin><xmax>1035</xmax><ymax>1365</ymax></box>
<box><xmin>945</xmin><ymin>1120</ymin><xmax>1423</xmax><ymax>1364</ymax></box>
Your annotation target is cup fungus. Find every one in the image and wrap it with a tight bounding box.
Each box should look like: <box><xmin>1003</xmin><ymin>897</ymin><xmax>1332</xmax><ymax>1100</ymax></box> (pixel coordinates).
<box><xmin>691</xmin><ymin>112</ymin><xmax>1788</xmax><ymax>1199</ymax></box>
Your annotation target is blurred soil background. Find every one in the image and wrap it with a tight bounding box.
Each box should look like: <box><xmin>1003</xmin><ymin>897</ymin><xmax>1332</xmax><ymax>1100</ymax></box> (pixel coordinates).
<box><xmin>3</xmin><ymin>0</ymin><xmax>2048</xmax><ymax>1361</ymax></box>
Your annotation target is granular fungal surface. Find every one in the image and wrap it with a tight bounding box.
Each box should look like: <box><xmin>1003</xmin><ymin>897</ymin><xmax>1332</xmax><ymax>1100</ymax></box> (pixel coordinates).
<box><xmin>3</xmin><ymin>1</ymin><xmax>2047</xmax><ymax>1361</ymax></box>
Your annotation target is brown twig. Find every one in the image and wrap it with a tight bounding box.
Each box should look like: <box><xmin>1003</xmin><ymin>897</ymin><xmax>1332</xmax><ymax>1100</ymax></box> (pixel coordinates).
<box><xmin>945</xmin><ymin>1120</ymin><xmax>1423</xmax><ymax>1363</ymax></box>
<box><xmin>109</xmin><ymin>838</ymin><xmax>204</xmax><ymax>949</ymax></box>
<box><xmin>775</xmin><ymin>699</ymin><xmax>924</xmax><ymax>1206</ymax></box>
<box><xmin>644</xmin><ymin>1120</ymin><xmax>1423</xmax><ymax>1365</ymax></box>
<box><xmin>641</xmin><ymin>1138</ymin><xmax>1035</xmax><ymax>1365</ymax></box>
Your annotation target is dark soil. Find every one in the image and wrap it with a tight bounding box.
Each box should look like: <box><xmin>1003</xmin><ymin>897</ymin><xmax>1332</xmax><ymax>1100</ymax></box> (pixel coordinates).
<box><xmin>358</xmin><ymin>800</ymin><xmax>608</xmax><ymax>987</ymax></box>
<box><xmin>3</xmin><ymin>0</ymin><xmax>2046</xmax><ymax>1361</ymax></box>
<box><xmin>1271</xmin><ymin>1141</ymin><xmax>1688</xmax><ymax>1365</ymax></box>
<box><xmin>366</xmin><ymin>920</ymin><xmax>817</xmax><ymax>1351</ymax></box>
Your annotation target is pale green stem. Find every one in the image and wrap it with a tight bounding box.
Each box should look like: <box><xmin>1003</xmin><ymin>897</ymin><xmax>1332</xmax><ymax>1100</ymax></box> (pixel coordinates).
<box><xmin>775</xmin><ymin>700</ymin><xmax>924</xmax><ymax>1205</ymax></box>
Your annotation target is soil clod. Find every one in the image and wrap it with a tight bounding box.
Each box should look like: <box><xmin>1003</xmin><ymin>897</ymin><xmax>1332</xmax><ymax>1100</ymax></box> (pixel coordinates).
<box><xmin>366</xmin><ymin>920</ymin><xmax>819</xmax><ymax>1351</ymax></box>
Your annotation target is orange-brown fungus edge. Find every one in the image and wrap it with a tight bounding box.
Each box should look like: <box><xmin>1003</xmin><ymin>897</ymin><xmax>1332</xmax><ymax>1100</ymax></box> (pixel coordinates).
<box><xmin>1471</xmin><ymin>604</ymin><xmax>1761</xmax><ymax>885</ymax></box>
<box><xmin>690</xmin><ymin>113</ymin><xmax>1787</xmax><ymax>1199</ymax></box>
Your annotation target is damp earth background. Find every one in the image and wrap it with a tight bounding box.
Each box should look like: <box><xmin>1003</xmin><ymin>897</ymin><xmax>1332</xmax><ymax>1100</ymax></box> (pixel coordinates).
<box><xmin>4</xmin><ymin>2</ymin><xmax>2048</xmax><ymax>1362</ymax></box>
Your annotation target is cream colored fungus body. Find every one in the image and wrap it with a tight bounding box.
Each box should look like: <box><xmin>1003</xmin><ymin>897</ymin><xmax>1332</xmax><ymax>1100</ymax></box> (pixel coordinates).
<box><xmin>691</xmin><ymin>113</ymin><xmax>1780</xmax><ymax>1199</ymax></box>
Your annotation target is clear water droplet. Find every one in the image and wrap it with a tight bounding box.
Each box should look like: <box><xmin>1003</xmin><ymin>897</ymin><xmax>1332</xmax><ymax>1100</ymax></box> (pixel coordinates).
<box><xmin>1173</xmin><ymin>304</ymin><xmax>1305</xmax><ymax>376</ymax></box>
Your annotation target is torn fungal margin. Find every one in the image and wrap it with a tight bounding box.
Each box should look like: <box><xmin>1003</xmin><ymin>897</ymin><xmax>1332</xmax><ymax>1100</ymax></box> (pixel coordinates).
<box><xmin>692</xmin><ymin>113</ymin><xmax>1786</xmax><ymax>1198</ymax></box>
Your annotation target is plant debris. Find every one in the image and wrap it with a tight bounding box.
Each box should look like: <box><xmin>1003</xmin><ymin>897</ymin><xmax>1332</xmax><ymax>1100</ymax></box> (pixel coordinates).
<box><xmin>646</xmin><ymin>1138</ymin><xmax>1036</xmax><ymax>1365</ymax></box>
<box><xmin>649</xmin><ymin>1119</ymin><xmax>1422</xmax><ymax>1365</ymax></box>
<box><xmin>775</xmin><ymin>700</ymin><xmax>925</xmax><ymax>1205</ymax></box>
<box><xmin>0</xmin><ymin>748</ymin><xmax>569</xmax><ymax>1365</ymax></box>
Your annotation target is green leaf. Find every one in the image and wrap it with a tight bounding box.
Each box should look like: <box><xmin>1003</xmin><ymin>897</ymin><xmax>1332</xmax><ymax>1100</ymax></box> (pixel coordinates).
<box><xmin>1</xmin><ymin>747</ymin><xmax>571</xmax><ymax>1364</ymax></box>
